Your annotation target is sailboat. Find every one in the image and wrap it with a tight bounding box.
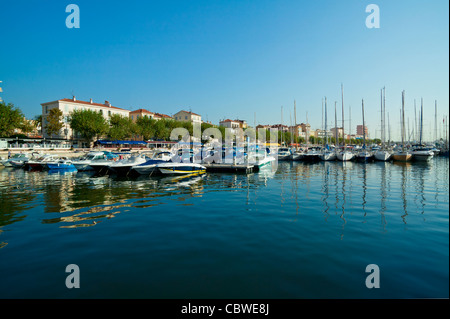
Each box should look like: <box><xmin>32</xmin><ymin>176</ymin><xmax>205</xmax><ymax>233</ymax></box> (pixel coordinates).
<box><xmin>290</xmin><ymin>100</ymin><xmax>305</xmax><ymax>160</ymax></box>
<box><xmin>374</xmin><ymin>87</ymin><xmax>393</xmax><ymax>161</ymax></box>
<box><xmin>320</xmin><ymin>97</ymin><xmax>336</xmax><ymax>161</ymax></box>
<box><xmin>302</xmin><ymin>110</ymin><xmax>321</xmax><ymax>163</ymax></box>
<box><xmin>411</xmin><ymin>98</ymin><xmax>434</xmax><ymax>161</ymax></box>
<box><xmin>356</xmin><ymin>99</ymin><xmax>373</xmax><ymax>163</ymax></box>
<box><xmin>336</xmin><ymin>84</ymin><xmax>354</xmax><ymax>161</ymax></box>
<box><xmin>392</xmin><ymin>91</ymin><xmax>412</xmax><ymax>162</ymax></box>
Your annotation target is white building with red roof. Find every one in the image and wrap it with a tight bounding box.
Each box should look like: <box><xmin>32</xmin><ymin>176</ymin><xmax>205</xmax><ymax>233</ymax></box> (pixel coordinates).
<box><xmin>41</xmin><ymin>96</ymin><xmax>130</xmax><ymax>140</ymax></box>
<box><xmin>173</xmin><ymin>110</ymin><xmax>201</xmax><ymax>125</ymax></box>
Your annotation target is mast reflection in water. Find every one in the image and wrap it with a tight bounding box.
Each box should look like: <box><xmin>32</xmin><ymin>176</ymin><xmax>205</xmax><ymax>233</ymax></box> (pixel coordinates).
<box><xmin>0</xmin><ymin>158</ymin><xmax>448</xmax><ymax>299</ymax></box>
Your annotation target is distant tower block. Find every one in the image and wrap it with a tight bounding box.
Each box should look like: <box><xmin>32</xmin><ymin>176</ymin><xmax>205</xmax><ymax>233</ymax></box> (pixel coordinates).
<box><xmin>0</xmin><ymin>81</ymin><xmax>3</xmax><ymax>102</ymax></box>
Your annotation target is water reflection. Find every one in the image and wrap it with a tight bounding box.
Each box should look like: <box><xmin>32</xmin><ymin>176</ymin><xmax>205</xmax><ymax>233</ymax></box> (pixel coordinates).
<box><xmin>0</xmin><ymin>158</ymin><xmax>448</xmax><ymax>236</ymax></box>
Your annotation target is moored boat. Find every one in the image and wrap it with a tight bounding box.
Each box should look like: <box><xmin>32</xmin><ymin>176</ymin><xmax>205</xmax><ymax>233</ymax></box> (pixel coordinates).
<box><xmin>157</xmin><ymin>162</ymin><xmax>206</xmax><ymax>175</ymax></box>
<box><xmin>392</xmin><ymin>151</ymin><xmax>412</xmax><ymax>162</ymax></box>
<box><xmin>27</xmin><ymin>154</ymin><xmax>60</xmax><ymax>171</ymax></box>
<box><xmin>374</xmin><ymin>150</ymin><xmax>392</xmax><ymax>161</ymax></box>
<box><xmin>132</xmin><ymin>151</ymin><xmax>173</xmax><ymax>175</ymax></box>
<box><xmin>355</xmin><ymin>150</ymin><xmax>373</xmax><ymax>163</ymax></box>
<box><xmin>411</xmin><ymin>146</ymin><xmax>434</xmax><ymax>162</ymax></box>
<box><xmin>46</xmin><ymin>160</ymin><xmax>77</xmax><ymax>170</ymax></box>
<box><xmin>108</xmin><ymin>154</ymin><xmax>148</xmax><ymax>176</ymax></box>
<box><xmin>302</xmin><ymin>148</ymin><xmax>322</xmax><ymax>163</ymax></box>
<box><xmin>277</xmin><ymin>148</ymin><xmax>292</xmax><ymax>161</ymax></box>
<box><xmin>336</xmin><ymin>149</ymin><xmax>354</xmax><ymax>162</ymax></box>
<box><xmin>72</xmin><ymin>151</ymin><xmax>110</xmax><ymax>171</ymax></box>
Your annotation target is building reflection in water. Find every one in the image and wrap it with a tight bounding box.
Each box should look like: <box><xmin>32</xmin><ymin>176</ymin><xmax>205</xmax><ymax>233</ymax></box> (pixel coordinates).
<box><xmin>1</xmin><ymin>157</ymin><xmax>447</xmax><ymax>235</ymax></box>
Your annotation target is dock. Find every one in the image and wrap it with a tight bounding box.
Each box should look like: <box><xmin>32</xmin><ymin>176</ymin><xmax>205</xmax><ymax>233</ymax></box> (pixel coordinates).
<box><xmin>203</xmin><ymin>163</ymin><xmax>254</xmax><ymax>174</ymax></box>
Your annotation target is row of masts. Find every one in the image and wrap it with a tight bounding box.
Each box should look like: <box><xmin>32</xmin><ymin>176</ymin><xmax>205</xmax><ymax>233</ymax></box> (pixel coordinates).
<box><xmin>279</xmin><ymin>85</ymin><xmax>447</xmax><ymax>147</ymax></box>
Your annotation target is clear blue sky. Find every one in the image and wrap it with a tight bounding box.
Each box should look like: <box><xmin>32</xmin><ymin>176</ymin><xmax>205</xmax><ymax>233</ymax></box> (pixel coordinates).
<box><xmin>0</xmin><ymin>0</ymin><xmax>448</xmax><ymax>141</ymax></box>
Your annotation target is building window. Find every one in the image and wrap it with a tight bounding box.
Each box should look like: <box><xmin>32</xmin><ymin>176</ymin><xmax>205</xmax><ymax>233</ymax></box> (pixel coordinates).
<box><xmin>185</xmin><ymin>116</ymin><xmax>187</xmax><ymax>120</ymax></box>
<box><xmin>45</xmin><ymin>106</ymin><xmax>48</xmax><ymax>114</ymax></box>
<box><xmin>108</xmin><ymin>110</ymin><xmax>111</xmax><ymax>116</ymax></box>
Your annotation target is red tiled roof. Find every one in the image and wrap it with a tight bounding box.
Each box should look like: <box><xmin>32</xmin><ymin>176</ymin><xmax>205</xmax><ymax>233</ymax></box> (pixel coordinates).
<box><xmin>130</xmin><ymin>108</ymin><xmax>154</xmax><ymax>114</ymax></box>
<box><xmin>154</xmin><ymin>113</ymin><xmax>172</xmax><ymax>119</ymax></box>
<box><xmin>176</xmin><ymin>110</ymin><xmax>201</xmax><ymax>117</ymax></box>
<box><xmin>41</xmin><ymin>98</ymin><xmax>129</xmax><ymax>111</ymax></box>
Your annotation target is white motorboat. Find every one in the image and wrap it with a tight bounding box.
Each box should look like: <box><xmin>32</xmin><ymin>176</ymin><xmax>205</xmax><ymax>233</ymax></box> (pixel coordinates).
<box><xmin>108</xmin><ymin>154</ymin><xmax>148</xmax><ymax>176</ymax></box>
<box><xmin>26</xmin><ymin>154</ymin><xmax>60</xmax><ymax>170</ymax></box>
<box><xmin>411</xmin><ymin>146</ymin><xmax>434</xmax><ymax>162</ymax></box>
<box><xmin>132</xmin><ymin>151</ymin><xmax>173</xmax><ymax>175</ymax></box>
<box><xmin>277</xmin><ymin>148</ymin><xmax>292</xmax><ymax>161</ymax></box>
<box><xmin>72</xmin><ymin>151</ymin><xmax>109</xmax><ymax>171</ymax></box>
<box><xmin>3</xmin><ymin>153</ymin><xmax>30</xmax><ymax>167</ymax></box>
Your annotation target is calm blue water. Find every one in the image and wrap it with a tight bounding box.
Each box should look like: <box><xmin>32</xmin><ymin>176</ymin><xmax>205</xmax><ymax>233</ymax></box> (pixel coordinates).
<box><xmin>0</xmin><ymin>158</ymin><xmax>448</xmax><ymax>299</ymax></box>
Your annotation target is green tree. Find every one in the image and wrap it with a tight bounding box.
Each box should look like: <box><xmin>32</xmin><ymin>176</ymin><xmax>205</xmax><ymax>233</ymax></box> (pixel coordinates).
<box><xmin>136</xmin><ymin>116</ymin><xmax>156</xmax><ymax>140</ymax></box>
<box><xmin>0</xmin><ymin>101</ymin><xmax>26</xmax><ymax>137</ymax></box>
<box><xmin>108</xmin><ymin>114</ymin><xmax>136</xmax><ymax>140</ymax></box>
<box><xmin>154</xmin><ymin>119</ymin><xmax>170</xmax><ymax>140</ymax></box>
<box><xmin>33</xmin><ymin>114</ymin><xmax>42</xmax><ymax>135</ymax></box>
<box><xmin>20</xmin><ymin>119</ymin><xmax>34</xmax><ymax>136</ymax></box>
<box><xmin>45</xmin><ymin>108</ymin><xmax>64</xmax><ymax>138</ymax></box>
<box><xmin>68</xmin><ymin>109</ymin><xmax>109</xmax><ymax>144</ymax></box>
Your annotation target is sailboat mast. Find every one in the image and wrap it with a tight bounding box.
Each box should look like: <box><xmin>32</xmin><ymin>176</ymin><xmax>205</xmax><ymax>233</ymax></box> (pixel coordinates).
<box><xmin>420</xmin><ymin>98</ymin><xmax>423</xmax><ymax>145</ymax></box>
<box><xmin>435</xmin><ymin>100</ymin><xmax>437</xmax><ymax>144</ymax></box>
<box><xmin>383</xmin><ymin>87</ymin><xmax>386</xmax><ymax>147</ymax></box>
<box><xmin>325</xmin><ymin>97</ymin><xmax>328</xmax><ymax>146</ymax></box>
<box><xmin>381</xmin><ymin>88</ymin><xmax>384</xmax><ymax>147</ymax></box>
<box><xmin>335</xmin><ymin>101</ymin><xmax>338</xmax><ymax>153</ymax></box>
<box><xmin>414</xmin><ymin>99</ymin><xmax>417</xmax><ymax>142</ymax></box>
<box><xmin>341</xmin><ymin>83</ymin><xmax>345</xmax><ymax>148</ymax></box>
<box><xmin>289</xmin><ymin>109</ymin><xmax>293</xmax><ymax>146</ymax></box>
<box><xmin>401</xmin><ymin>91</ymin><xmax>405</xmax><ymax>151</ymax></box>
<box><xmin>388</xmin><ymin>112</ymin><xmax>391</xmax><ymax>146</ymax></box>
<box><xmin>362</xmin><ymin>99</ymin><xmax>366</xmax><ymax>148</ymax></box>
<box><xmin>281</xmin><ymin>105</ymin><xmax>283</xmax><ymax>146</ymax></box>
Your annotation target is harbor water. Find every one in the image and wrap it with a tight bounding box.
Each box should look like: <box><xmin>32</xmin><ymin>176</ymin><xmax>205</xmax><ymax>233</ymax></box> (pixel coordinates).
<box><xmin>0</xmin><ymin>158</ymin><xmax>448</xmax><ymax>299</ymax></box>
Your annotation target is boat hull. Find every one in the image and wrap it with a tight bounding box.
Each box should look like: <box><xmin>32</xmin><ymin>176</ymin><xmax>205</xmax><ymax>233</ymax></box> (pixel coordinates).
<box><xmin>89</xmin><ymin>163</ymin><xmax>112</xmax><ymax>174</ymax></box>
<box><xmin>355</xmin><ymin>155</ymin><xmax>373</xmax><ymax>163</ymax></box>
<box><xmin>290</xmin><ymin>153</ymin><xmax>303</xmax><ymax>161</ymax></box>
<box><xmin>158</xmin><ymin>163</ymin><xmax>206</xmax><ymax>175</ymax></box>
<box><xmin>108</xmin><ymin>165</ymin><xmax>137</xmax><ymax>176</ymax></box>
<box><xmin>27</xmin><ymin>162</ymin><xmax>46</xmax><ymax>171</ymax></box>
<box><xmin>374</xmin><ymin>151</ymin><xmax>392</xmax><ymax>161</ymax></box>
<box><xmin>133</xmin><ymin>164</ymin><xmax>160</xmax><ymax>175</ymax></box>
<box><xmin>412</xmin><ymin>152</ymin><xmax>433</xmax><ymax>162</ymax></box>
<box><xmin>392</xmin><ymin>153</ymin><xmax>412</xmax><ymax>162</ymax></box>
<box><xmin>302</xmin><ymin>154</ymin><xmax>321</xmax><ymax>163</ymax></box>
<box><xmin>320</xmin><ymin>152</ymin><xmax>336</xmax><ymax>161</ymax></box>
<box><xmin>336</xmin><ymin>152</ymin><xmax>354</xmax><ymax>161</ymax></box>
<box><xmin>46</xmin><ymin>163</ymin><xmax>76</xmax><ymax>170</ymax></box>
<box><xmin>72</xmin><ymin>162</ymin><xmax>94</xmax><ymax>171</ymax></box>
<box><xmin>277</xmin><ymin>155</ymin><xmax>291</xmax><ymax>161</ymax></box>
<box><xmin>9</xmin><ymin>161</ymin><xmax>26</xmax><ymax>168</ymax></box>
